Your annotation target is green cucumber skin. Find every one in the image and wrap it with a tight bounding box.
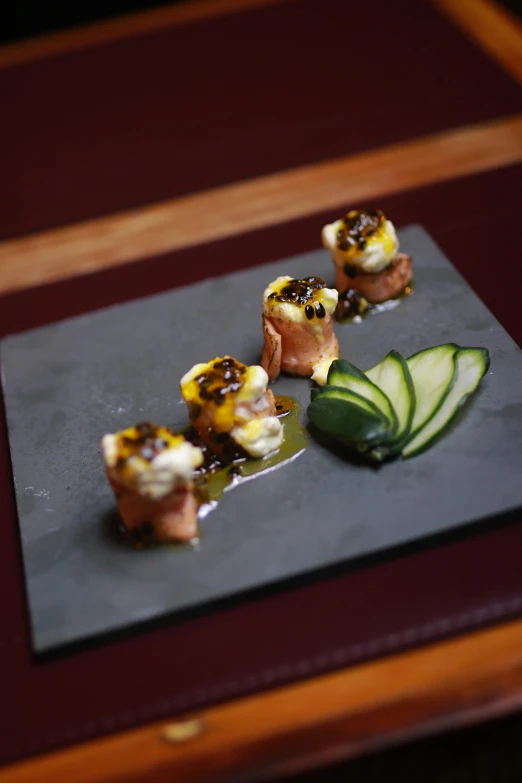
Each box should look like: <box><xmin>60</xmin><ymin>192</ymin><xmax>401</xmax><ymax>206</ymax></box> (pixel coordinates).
<box><xmin>406</xmin><ymin>342</ymin><xmax>461</xmax><ymax>362</ymax></box>
<box><xmin>473</xmin><ymin>346</ymin><xmax>491</xmax><ymax>373</ymax></box>
<box><xmin>307</xmin><ymin>397</ymin><xmax>392</xmax><ymax>447</ymax></box>
<box><xmin>403</xmin><ymin>349</ymin><xmax>459</xmax><ymax>457</ymax></box>
<box><xmin>390</xmin><ymin>351</ymin><xmax>416</xmax><ymax>447</ymax></box>
<box><xmin>326</xmin><ymin>359</ymin><xmax>398</xmax><ymax>434</ymax></box>
<box><xmin>402</xmin><ymin>347</ymin><xmax>490</xmax><ymax>458</ymax></box>
<box><xmin>403</xmin><ymin>391</ymin><xmax>470</xmax><ymax>458</ymax></box>
<box><xmin>311</xmin><ymin>385</ymin><xmax>391</xmax><ymax>428</ymax></box>
<box><xmin>366</xmin><ymin>349</ymin><xmax>416</xmax><ymax>451</ymax></box>
<box><xmin>327</xmin><ymin>359</ymin><xmax>368</xmax><ymax>382</ymax></box>
<box><xmin>406</xmin><ymin>343</ymin><xmax>459</xmax><ymax>440</ymax></box>
<box><xmin>308</xmin><ymin>344</ymin><xmax>490</xmax><ymax>464</ymax></box>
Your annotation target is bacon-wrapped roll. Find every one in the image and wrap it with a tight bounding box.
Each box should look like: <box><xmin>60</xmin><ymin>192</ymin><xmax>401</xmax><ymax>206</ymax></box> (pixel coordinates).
<box><xmin>102</xmin><ymin>422</ymin><xmax>203</xmax><ymax>543</ymax></box>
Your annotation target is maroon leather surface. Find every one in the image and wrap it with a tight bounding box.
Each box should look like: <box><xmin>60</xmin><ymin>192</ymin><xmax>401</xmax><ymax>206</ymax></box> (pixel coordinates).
<box><xmin>1</xmin><ymin>163</ymin><xmax>522</xmax><ymax>765</ymax></box>
<box><xmin>1</xmin><ymin>0</ymin><xmax>522</xmax><ymax>240</ymax></box>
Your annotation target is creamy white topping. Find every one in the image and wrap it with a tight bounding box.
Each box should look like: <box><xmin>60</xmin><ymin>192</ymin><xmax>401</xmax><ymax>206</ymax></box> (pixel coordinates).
<box><xmin>263</xmin><ymin>276</ymin><xmax>338</xmax><ymax>324</ymax></box>
<box><xmin>235</xmin><ymin>393</ymin><xmax>272</xmax><ymax>424</ymax></box>
<box><xmin>322</xmin><ymin>219</ymin><xmax>399</xmax><ymax>274</ymax></box>
<box><xmin>102</xmin><ymin>435</ymin><xmax>203</xmax><ymax>501</ymax></box>
<box><xmin>134</xmin><ymin>443</ymin><xmax>203</xmax><ymax>500</ymax></box>
<box><xmin>101</xmin><ymin>433</ymin><xmax>119</xmax><ymax>467</ymax></box>
<box><xmin>311</xmin><ymin>356</ymin><xmax>336</xmax><ymax>386</ymax></box>
<box><xmin>231</xmin><ymin>416</ymin><xmax>284</xmax><ymax>458</ymax></box>
<box><xmin>237</xmin><ymin>365</ymin><xmax>270</xmax><ymax>403</ymax></box>
<box><xmin>180</xmin><ymin>363</ymin><xmax>208</xmax><ymax>387</ymax></box>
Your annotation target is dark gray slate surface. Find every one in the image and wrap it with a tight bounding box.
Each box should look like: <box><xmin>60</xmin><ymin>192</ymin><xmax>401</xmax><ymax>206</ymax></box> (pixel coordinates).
<box><xmin>2</xmin><ymin>226</ymin><xmax>522</xmax><ymax>653</ymax></box>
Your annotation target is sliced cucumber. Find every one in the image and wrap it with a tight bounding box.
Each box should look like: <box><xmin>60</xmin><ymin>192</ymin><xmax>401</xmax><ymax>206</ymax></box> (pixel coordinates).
<box><xmin>365</xmin><ymin>350</ymin><xmax>415</xmax><ymax>447</ymax></box>
<box><xmin>307</xmin><ymin>343</ymin><xmax>489</xmax><ymax>464</ymax></box>
<box><xmin>311</xmin><ymin>385</ymin><xmax>389</xmax><ymax>421</ymax></box>
<box><xmin>403</xmin><ymin>347</ymin><xmax>489</xmax><ymax>458</ymax></box>
<box><xmin>407</xmin><ymin>344</ymin><xmax>459</xmax><ymax>438</ymax></box>
<box><xmin>327</xmin><ymin>359</ymin><xmax>398</xmax><ymax>434</ymax></box>
<box><xmin>308</xmin><ymin>386</ymin><xmax>393</xmax><ymax>447</ymax></box>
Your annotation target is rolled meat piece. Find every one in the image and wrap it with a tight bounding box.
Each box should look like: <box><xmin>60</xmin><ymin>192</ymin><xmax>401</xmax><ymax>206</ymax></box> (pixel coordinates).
<box><xmin>261</xmin><ymin>275</ymin><xmax>339</xmax><ymax>381</ymax></box>
<box><xmin>101</xmin><ymin>422</ymin><xmax>203</xmax><ymax>543</ymax></box>
<box><xmin>180</xmin><ymin>356</ymin><xmax>284</xmax><ymax>460</ymax></box>
<box><xmin>322</xmin><ymin>208</ymin><xmax>412</xmax><ymax>303</ymax></box>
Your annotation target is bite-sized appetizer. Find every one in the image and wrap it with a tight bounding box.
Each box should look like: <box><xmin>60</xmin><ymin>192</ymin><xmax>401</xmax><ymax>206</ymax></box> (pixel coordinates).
<box><xmin>180</xmin><ymin>356</ymin><xmax>283</xmax><ymax>460</ymax></box>
<box><xmin>102</xmin><ymin>422</ymin><xmax>203</xmax><ymax>543</ymax></box>
<box><xmin>261</xmin><ymin>276</ymin><xmax>339</xmax><ymax>381</ymax></box>
<box><xmin>322</xmin><ymin>209</ymin><xmax>412</xmax><ymax>303</ymax></box>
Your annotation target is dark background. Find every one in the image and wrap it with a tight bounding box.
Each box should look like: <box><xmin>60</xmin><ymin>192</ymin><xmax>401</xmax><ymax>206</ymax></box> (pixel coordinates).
<box><xmin>2</xmin><ymin>0</ymin><xmax>181</xmax><ymax>43</ymax></box>
<box><xmin>1</xmin><ymin>0</ymin><xmax>521</xmax><ymax>44</ymax></box>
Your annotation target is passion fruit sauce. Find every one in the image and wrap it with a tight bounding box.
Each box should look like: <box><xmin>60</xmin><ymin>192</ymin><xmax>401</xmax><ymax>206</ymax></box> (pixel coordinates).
<box><xmin>195</xmin><ymin>396</ymin><xmax>308</xmax><ymax>519</ymax></box>
<box><xmin>116</xmin><ymin>396</ymin><xmax>306</xmax><ymax>549</ymax></box>
<box><xmin>335</xmin><ymin>283</ymin><xmax>413</xmax><ymax>324</ymax></box>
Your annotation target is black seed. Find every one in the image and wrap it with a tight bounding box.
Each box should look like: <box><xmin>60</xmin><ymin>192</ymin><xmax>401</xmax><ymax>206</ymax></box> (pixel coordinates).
<box><xmin>305</xmin><ymin>304</ymin><xmax>315</xmax><ymax>320</ymax></box>
<box><xmin>335</xmin><ymin>288</ymin><xmax>370</xmax><ymax>321</ymax></box>
<box><xmin>270</xmin><ymin>277</ymin><xmax>325</xmax><ymax>306</ymax></box>
<box><xmin>314</xmin><ymin>302</ymin><xmax>326</xmax><ymax>319</ymax></box>
<box><xmin>343</xmin><ymin>262</ymin><xmax>359</xmax><ymax>279</ymax></box>
<box><xmin>336</xmin><ymin>209</ymin><xmax>384</xmax><ymax>256</ymax></box>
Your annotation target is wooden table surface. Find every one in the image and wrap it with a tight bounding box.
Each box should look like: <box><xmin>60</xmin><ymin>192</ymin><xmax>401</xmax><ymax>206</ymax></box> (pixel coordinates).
<box><xmin>1</xmin><ymin>0</ymin><xmax>522</xmax><ymax>780</ymax></box>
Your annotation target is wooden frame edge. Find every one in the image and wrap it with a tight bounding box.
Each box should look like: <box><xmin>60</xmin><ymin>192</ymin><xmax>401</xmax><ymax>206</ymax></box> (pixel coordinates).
<box><xmin>1</xmin><ymin>0</ymin><xmax>521</xmax><ymax>77</ymax></box>
<box><xmin>432</xmin><ymin>0</ymin><xmax>522</xmax><ymax>84</ymax></box>
<box><xmin>0</xmin><ymin>0</ymin><xmax>290</xmax><ymax>69</ymax></box>
<box><xmin>1</xmin><ymin>114</ymin><xmax>521</xmax><ymax>295</ymax></box>
<box><xmin>3</xmin><ymin>618</ymin><xmax>522</xmax><ymax>782</ymax></box>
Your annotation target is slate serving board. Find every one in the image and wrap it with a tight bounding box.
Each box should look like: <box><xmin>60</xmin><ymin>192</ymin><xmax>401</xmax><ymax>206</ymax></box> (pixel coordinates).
<box><xmin>2</xmin><ymin>225</ymin><xmax>522</xmax><ymax>654</ymax></box>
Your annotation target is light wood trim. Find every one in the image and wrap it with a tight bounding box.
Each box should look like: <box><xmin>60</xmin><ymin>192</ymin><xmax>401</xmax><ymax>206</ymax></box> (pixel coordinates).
<box><xmin>1</xmin><ymin>0</ymin><xmax>520</xmax><ymax>74</ymax></box>
<box><xmin>4</xmin><ymin>617</ymin><xmax>522</xmax><ymax>783</ymax></box>
<box><xmin>1</xmin><ymin>114</ymin><xmax>522</xmax><ymax>296</ymax></box>
<box><xmin>433</xmin><ymin>0</ymin><xmax>522</xmax><ymax>84</ymax></box>
<box><xmin>0</xmin><ymin>0</ymin><xmax>290</xmax><ymax>70</ymax></box>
